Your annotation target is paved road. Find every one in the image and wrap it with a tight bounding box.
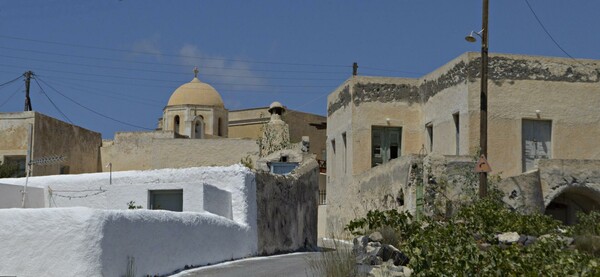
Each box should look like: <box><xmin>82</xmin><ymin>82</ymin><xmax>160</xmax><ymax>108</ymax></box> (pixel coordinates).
<box><xmin>172</xmin><ymin>252</ymin><xmax>323</xmax><ymax>277</ymax></box>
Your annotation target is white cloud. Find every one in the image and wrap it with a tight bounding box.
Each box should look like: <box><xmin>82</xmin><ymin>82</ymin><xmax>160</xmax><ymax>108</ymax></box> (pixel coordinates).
<box><xmin>178</xmin><ymin>44</ymin><xmax>266</xmax><ymax>91</ymax></box>
<box><xmin>131</xmin><ymin>34</ymin><xmax>162</xmax><ymax>60</ymax></box>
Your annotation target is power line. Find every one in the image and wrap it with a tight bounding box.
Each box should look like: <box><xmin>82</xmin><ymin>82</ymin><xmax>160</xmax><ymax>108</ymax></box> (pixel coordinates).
<box><xmin>43</xmin><ymin>78</ymin><xmax>164</xmax><ymax>107</ymax></box>
<box><xmin>523</xmin><ymin>0</ymin><xmax>578</xmax><ymax>61</ymax></box>
<box><xmin>35</xmin><ymin>77</ymin><xmax>153</xmax><ymax>130</ymax></box>
<box><xmin>0</xmin><ymin>63</ymin><xmax>339</xmax><ymax>88</ymax></box>
<box><xmin>0</xmin><ymin>53</ymin><xmax>348</xmax><ymax>81</ymax></box>
<box><xmin>0</xmin><ymin>75</ymin><xmax>23</xmax><ymax>87</ymax></box>
<box><xmin>359</xmin><ymin>66</ymin><xmax>424</xmax><ymax>76</ymax></box>
<box><xmin>33</xmin><ymin>77</ymin><xmax>73</xmax><ymax>124</ymax></box>
<box><xmin>0</xmin><ymin>83</ymin><xmax>23</xmax><ymax>108</ymax></box>
<box><xmin>0</xmin><ymin>34</ymin><xmax>350</xmax><ymax>68</ymax></box>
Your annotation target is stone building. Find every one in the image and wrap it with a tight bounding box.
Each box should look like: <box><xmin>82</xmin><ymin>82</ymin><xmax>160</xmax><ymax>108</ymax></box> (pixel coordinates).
<box><xmin>0</xmin><ymin>111</ymin><xmax>101</xmax><ymax>177</ymax></box>
<box><xmin>326</xmin><ymin>52</ymin><xmax>600</xmax><ymax>234</ymax></box>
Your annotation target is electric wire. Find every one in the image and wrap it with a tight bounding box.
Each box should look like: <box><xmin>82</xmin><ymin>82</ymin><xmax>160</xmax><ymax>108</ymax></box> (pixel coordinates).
<box><xmin>42</xmin><ymin>78</ymin><xmax>164</xmax><ymax>107</ymax></box>
<box><xmin>32</xmin><ymin>77</ymin><xmax>73</xmax><ymax>124</ymax></box>
<box><xmin>0</xmin><ymin>53</ymin><xmax>348</xmax><ymax>81</ymax></box>
<box><xmin>0</xmin><ymin>75</ymin><xmax>23</xmax><ymax>87</ymax></box>
<box><xmin>0</xmin><ymin>83</ymin><xmax>23</xmax><ymax>108</ymax></box>
<box><xmin>523</xmin><ymin>0</ymin><xmax>578</xmax><ymax>61</ymax></box>
<box><xmin>0</xmin><ymin>63</ymin><xmax>338</xmax><ymax>88</ymax></box>
<box><xmin>35</xmin><ymin>77</ymin><xmax>153</xmax><ymax>130</ymax></box>
<box><xmin>0</xmin><ymin>35</ymin><xmax>350</xmax><ymax>68</ymax></box>
<box><xmin>0</xmin><ymin>43</ymin><xmax>417</xmax><ymax>76</ymax></box>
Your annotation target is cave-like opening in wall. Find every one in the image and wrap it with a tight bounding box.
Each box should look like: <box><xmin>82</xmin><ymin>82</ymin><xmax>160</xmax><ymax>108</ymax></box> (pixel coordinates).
<box><xmin>544</xmin><ymin>186</ymin><xmax>600</xmax><ymax>225</ymax></box>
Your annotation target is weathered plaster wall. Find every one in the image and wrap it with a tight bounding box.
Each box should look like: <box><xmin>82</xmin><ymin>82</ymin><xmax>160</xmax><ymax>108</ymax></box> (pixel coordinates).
<box><xmin>32</xmin><ymin>113</ymin><xmax>102</xmax><ymax>176</ymax></box>
<box><xmin>488</xmin><ymin>79</ymin><xmax>600</xmax><ymax>176</ymax></box>
<box><xmin>0</xmin><ymin>112</ymin><xmax>101</xmax><ymax>176</ymax></box>
<box><xmin>100</xmin><ymin>131</ymin><xmax>259</xmax><ymax>172</ymax></box>
<box><xmin>254</xmin><ymin>159</ymin><xmax>318</xmax><ymax>254</ymax></box>
<box><xmin>326</xmin><ymin>155</ymin><xmax>418</xmax><ymax>237</ymax></box>
<box><xmin>499</xmin><ymin>170</ymin><xmax>545</xmax><ymax>214</ymax></box>
<box><xmin>0</xmin><ymin>113</ymin><xmax>32</xmax><ymax>159</ymax></box>
<box><xmin>538</xmin><ymin>159</ymin><xmax>600</xmax><ymax>208</ymax></box>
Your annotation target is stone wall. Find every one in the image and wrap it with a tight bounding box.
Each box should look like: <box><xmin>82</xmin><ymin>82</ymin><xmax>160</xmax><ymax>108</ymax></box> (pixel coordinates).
<box><xmin>100</xmin><ymin>131</ymin><xmax>259</xmax><ymax>172</ymax></box>
<box><xmin>254</xmin><ymin>159</ymin><xmax>319</xmax><ymax>254</ymax></box>
<box><xmin>326</xmin><ymin>155</ymin><xmax>419</xmax><ymax>237</ymax></box>
<box><xmin>498</xmin><ymin>159</ymin><xmax>600</xmax><ymax>215</ymax></box>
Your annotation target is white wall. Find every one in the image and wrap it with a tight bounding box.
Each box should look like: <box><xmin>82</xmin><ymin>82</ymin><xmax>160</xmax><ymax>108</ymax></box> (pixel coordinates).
<box><xmin>1</xmin><ymin>165</ymin><xmax>256</xmax><ymax>227</ymax></box>
<box><xmin>0</xmin><ymin>207</ymin><xmax>257</xmax><ymax>277</ymax></box>
<box><xmin>0</xmin><ymin>165</ymin><xmax>259</xmax><ymax>277</ymax></box>
<box><xmin>0</xmin><ymin>183</ymin><xmax>44</xmax><ymax>208</ymax></box>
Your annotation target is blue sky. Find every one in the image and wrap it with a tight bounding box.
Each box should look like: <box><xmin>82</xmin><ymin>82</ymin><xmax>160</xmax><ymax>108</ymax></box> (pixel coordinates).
<box><xmin>0</xmin><ymin>1</ymin><xmax>598</xmax><ymax>138</ymax></box>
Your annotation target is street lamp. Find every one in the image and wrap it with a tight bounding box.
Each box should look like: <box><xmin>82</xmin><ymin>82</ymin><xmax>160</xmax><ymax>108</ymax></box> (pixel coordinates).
<box><xmin>466</xmin><ymin>0</ymin><xmax>489</xmax><ymax>199</ymax></box>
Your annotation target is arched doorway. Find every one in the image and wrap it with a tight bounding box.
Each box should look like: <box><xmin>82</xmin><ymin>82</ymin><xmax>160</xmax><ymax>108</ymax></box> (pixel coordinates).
<box><xmin>545</xmin><ymin>187</ymin><xmax>600</xmax><ymax>225</ymax></box>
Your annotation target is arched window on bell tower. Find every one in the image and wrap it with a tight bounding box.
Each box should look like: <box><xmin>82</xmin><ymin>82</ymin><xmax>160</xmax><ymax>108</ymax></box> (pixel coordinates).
<box><xmin>174</xmin><ymin>115</ymin><xmax>180</xmax><ymax>134</ymax></box>
<box><xmin>193</xmin><ymin>116</ymin><xmax>204</xmax><ymax>139</ymax></box>
<box><xmin>218</xmin><ymin>117</ymin><xmax>222</xmax><ymax>136</ymax></box>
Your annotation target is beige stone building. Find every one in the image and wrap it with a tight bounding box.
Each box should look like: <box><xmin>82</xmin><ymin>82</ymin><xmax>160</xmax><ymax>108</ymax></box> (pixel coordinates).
<box><xmin>0</xmin><ymin>111</ymin><xmax>101</xmax><ymax>177</ymax></box>
<box><xmin>326</xmin><ymin>52</ymin><xmax>600</xmax><ymax>234</ymax></box>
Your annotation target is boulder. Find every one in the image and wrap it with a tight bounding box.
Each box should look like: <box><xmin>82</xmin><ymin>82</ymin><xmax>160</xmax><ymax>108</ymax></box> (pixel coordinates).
<box><xmin>497</xmin><ymin>232</ymin><xmax>520</xmax><ymax>244</ymax></box>
<box><xmin>518</xmin><ymin>235</ymin><xmax>537</xmax><ymax>246</ymax></box>
<box><xmin>381</xmin><ymin>244</ymin><xmax>410</xmax><ymax>266</ymax></box>
<box><xmin>354</xmin><ymin>236</ymin><xmax>369</xmax><ymax>253</ymax></box>
<box><xmin>369</xmin><ymin>231</ymin><xmax>384</xmax><ymax>242</ymax></box>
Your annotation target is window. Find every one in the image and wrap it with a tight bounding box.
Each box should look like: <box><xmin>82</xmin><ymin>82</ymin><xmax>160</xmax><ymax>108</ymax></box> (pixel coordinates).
<box><xmin>319</xmin><ymin>190</ymin><xmax>327</xmax><ymax>205</ymax></box>
<box><xmin>4</xmin><ymin>156</ymin><xmax>26</xmax><ymax>177</ymax></box>
<box><xmin>453</xmin><ymin>113</ymin><xmax>460</xmax><ymax>155</ymax></box>
<box><xmin>330</xmin><ymin>139</ymin><xmax>335</xmax><ymax>174</ymax></box>
<box><xmin>522</xmin><ymin>119</ymin><xmax>552</xmax><ymax>172</ymax></box>
<box><xmin>342</xmin><ymin>132</ymin><xmax>347</xmax><ymax>173</ymax></box>
<box><xmin>371</xmin><ymin>127</ymin><xmax>402</xmax><ymax>167</ymax></box>
<box><xmin>426</xmin><ymin>122</ymin><xmax>433</xmax><ymax>152</ymax></box>
<box><xmin>148</xmin><ymin>189</ymin><xmax>183</xmax><ymax>212</ymax></box>
<box><xmin>218</xmin><ymin>117</ymin><xmax>222</xmax><ymax>136</ymax></box>
<box><xmin>60</xmin><ymin>166</ymin><xmax>70</xmax><ymax>175</ymax></box>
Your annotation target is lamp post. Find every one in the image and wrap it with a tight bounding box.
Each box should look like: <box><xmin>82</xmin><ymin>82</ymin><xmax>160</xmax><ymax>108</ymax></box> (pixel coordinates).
<box><xmin>466</xmin><ymin>0</ymin><xmax>489</xmax><ymax>199</ymax></box>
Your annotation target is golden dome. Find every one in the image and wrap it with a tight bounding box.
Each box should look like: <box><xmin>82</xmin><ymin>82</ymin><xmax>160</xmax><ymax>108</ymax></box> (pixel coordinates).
<box><xmin>167</xmin><ymin>77</ymin><xmax>224</xmax><ymax>108</ymax></box>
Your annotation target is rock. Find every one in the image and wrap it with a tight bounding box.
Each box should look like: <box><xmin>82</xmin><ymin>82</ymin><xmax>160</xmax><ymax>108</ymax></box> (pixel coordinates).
<box><xmin>539</xmin><ymin>234</ymin><xmax>574</xmax><ymax>246</ymax></box>
<box><xmin>366</xmin><ymin>245</ymin><xmax>382</xmax><ymax>257</ymax></box>
<box><xmin>354</xmin><ymin>236</ymin><xmax>369</xmax><ymax>253</ymax></box>
<box><xmin>378</xmin><ymin>244</ymin><xmax>409</xmax><ymax>266</ymax></box>
<box><xmin>368</xmin><ymin>241</ymin><xmax>382</xmax><ymax>248</ymax></box>
<box><xmin>497</xmin><ymin>232</ymin><xmax>520</xmax><ymax>244</ymax></box>
<box><xmin>478</xmin><ymin>243</ymin><xmax>491</xmax><ymax>251</ymax></box>
<box><xmin>370</xmin><ymin>231</ymin><xmax>384</xmax><ymax>242</ymax></box>
<box><xmin>520</xmin><ymin>235</ymin><xmax>537</xmax><ymax>246</ymax></box>
<box><xmin>367</xmin><ymin>261</ymin><xmax>406</xmax><ymax>277</ymax></box>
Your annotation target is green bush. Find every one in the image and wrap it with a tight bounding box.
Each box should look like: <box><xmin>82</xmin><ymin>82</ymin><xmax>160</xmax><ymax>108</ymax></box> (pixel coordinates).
<box><xmin>345</xmin><ymin>196</ymin><xmax>600</xmax><ymax>276</ymax></box>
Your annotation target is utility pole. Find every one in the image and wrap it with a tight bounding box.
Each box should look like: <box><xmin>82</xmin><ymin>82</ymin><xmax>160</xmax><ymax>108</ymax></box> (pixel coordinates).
<box><xmin>479</xmin><ymin>0</ymin><xmax>489</xmax><ymax>199</ymax></box>
<box><xmin>24</xmin><ymin>71</ymin><xmax>33</xmax><ymax>111</ymax></box>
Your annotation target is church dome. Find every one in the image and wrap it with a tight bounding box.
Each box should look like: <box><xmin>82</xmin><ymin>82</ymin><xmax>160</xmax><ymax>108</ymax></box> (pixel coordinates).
<box><xmin>167</xmin><ymin>77</ymin><xmax>224</xmax><ymax>108</ymax></box>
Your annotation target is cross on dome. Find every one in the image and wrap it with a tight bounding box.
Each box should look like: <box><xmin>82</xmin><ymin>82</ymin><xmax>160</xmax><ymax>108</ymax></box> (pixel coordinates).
<box><xmin>193</xmin><ymin>66</ymin><xmax>199</xmax><ymax>78</ymax></box>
